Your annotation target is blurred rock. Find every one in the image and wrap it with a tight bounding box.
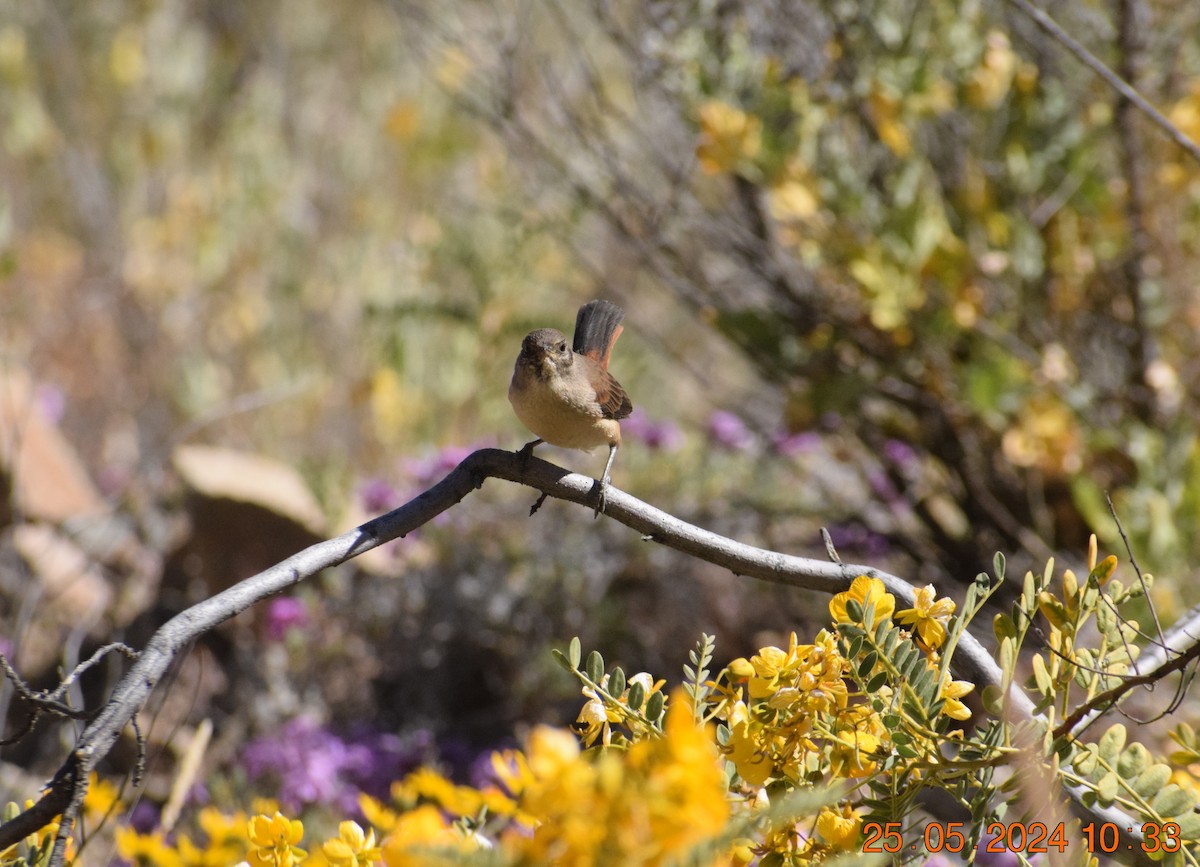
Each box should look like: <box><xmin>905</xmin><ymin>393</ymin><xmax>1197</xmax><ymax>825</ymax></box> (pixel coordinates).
<box><xmin>167</xmin><ymin>445</ymin><xmax>326</xmax><ymax>596</ymax></box>
<box><xmin>0</xmin><ymin>368</ymin><xmax>106</xmax><ymax>526</ymax></box>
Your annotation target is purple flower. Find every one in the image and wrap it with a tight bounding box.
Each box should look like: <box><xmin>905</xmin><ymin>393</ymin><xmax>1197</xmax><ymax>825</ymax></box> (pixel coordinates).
<box><xmin>772</xmin><ymin>430</ymin><xmax>820</xmax><ymax>457</ymax></box>
<box><xmin>823</xmin><ymin>523</ymin><xmax>889</xmax><ymax>558</ymax></box>
<box><xmin>263</xmin><ymin>597</ymin><xmax>309</xmax><ymax>642</ymax></box>
<box><xmin>975</xmin><ymin>832</ymin><xmax>1021</xmax><ymax>867</ymax></box>
<box><xmin>708</xmin><ymin>411</ymin><xmax>755</xmax><ymax>451</ymax></box>
<box><xmin>867</xmin><ymin>468</ymin><xmax>900</xmax><ymax>502</ymax></box>
<box><xmin>359</xmin><ymin>478</ymin><xmax>402</xmax><ymax>513</ymax></box>
<box><xmin>128</xmin><ymin>801</ymin><xmax>161</xmax><ymax>834</ymax></box>
<box><xmin>882</xmin><ymin>439</ymin><xmax>918</xmax><ymax>467</ymax></box>
<box><xmin>240</xmin><ymin>719</ymin><xmax>436</xmax><ymax>814</ymax></box>
<box><xmin>405</xmin><ymin>442</ymin><xmax>491</xmax><ymax>486</ymax></box>
<box><xmin>622</xmin><ymin>408</ymin><xmax>684</xmax><ymax>450</ymax></box>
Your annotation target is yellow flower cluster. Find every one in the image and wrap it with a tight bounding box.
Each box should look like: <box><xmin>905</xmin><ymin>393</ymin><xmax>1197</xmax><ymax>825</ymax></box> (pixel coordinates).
<box><xmin>722</xmin><ymin>631</ymin><xmax>852</xmax><ymax>787</ymax></box>
<box><xmin>377</xmin><ymin>694</ymin><xmax>730</xmax><ymax>866</ymax></box>
<box><xmin>3</xmin><ymin>577</ymin><xmax>981</xmax><ymax>867</ymax></box>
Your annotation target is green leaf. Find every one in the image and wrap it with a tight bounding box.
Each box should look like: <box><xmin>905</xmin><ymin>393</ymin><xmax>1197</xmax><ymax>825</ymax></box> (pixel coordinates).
<box><xmin>998</xmin><ymin>636</ymin><xmax>1016</xmax><ymax>677</ymax></box>
<box><xmin>568</xmin><ymin>636</ymin><xmax>581</xmax><ymax>669</ymax></box>
<box><xmin>609</xmin><ymin>667</ymin><xmax>626</xmax><ymax>697</ymax></box>
<box><xmin>1132</xmin><ymin>764</ymin><xmax>1172</xmax><ymax>799</ymax></box>
<box><xmin>1071</xmin><ymin>745</ymin><xmax>1098</xmax><ymax>776</ymax></box>
<box><xmin>1151</xmin><ymin>784</ymin><xmax>1194</xmax><ymax>818</ymax></box>
<box><xmin>551</xmin><ymin>648</ymin><xmax>577</xmax><ymax>673</ymax></box>
<box><xmin>586</xmin><ymin>650</ymin><xmax>605</xmax><ymax>685</ymax></box>
<box><xmin>1023</xmin><ymin>570</ymin><xmax>1037</xmax><ymax>610</ymax></box>
<box><xmin>902</xmin><ymin>696</ymin><xmax>926</xmax><ymax>724</ymax></box>
<box><xmin>1175</xmin><ymin>812</ymin><xmax>1200</xmax><ymax>839</ymax></box>
<box><xmin>858</xmin><ymin>651</ymin><xmax>878</xmax><ymax>678</ymax></box>
<box><xmin>646</xmin><ymin>690</ymin><xmax>665</xmax><ymax>723</ymax></box>
<box><xmin>1118</xmin><ymin>742</ymin><xmax>1150</xmax><ymax>779</ymax></box>
<box><xmin>846</xmin><ymin>598</ymin><xmax>864</xmax><ymax>622</ymax></box>
<box><xmin>1031</xmin><ymin>653</ymin><xmax>1053</xmax><ymax>696</ymax></box>
<box><xmin>913</xmin><ymin>668</ymin><xmax>938</xmax><ymax>703</ymax></box>
<box><xmin>993</xmin><ymin>551</ymin><xmax>1006</xmax><ymax>581</ymax></box>
<box><xmin>1098</xmin><ymin>725</ymin><xmax>1127</xmax><ymax>763</ymax></box>
<box><xmin>627</xmin><ymin>680</ymin><xmax>646</xmax><ymax>711</ymax></box>
<box><xmin>866</xmin><ymin>671</ymin><xmax>889</xmax><ymax>693</ymax></box>
<box><xmin>1096</xmin><ymin>772</ymin><xmax>1119</xmax><ymax>804</ymax></box>
<box><xmin>882</xmin><ymin>627</ymin><xmax>899</xmax><ymax>654</ymax></box>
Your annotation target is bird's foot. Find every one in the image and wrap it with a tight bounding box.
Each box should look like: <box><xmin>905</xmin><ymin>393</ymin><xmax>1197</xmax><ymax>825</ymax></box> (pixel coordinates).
<box><xmin>517</xmin><ymin>438</ymin><xmax>543</xmax><ymax>465</ymax></box>
<box><xmin>592</xmin><ymin>474</ymin><xmax>611</xmax><ymax>519</ymax></box>
<box><xmin>528</xmin><ymin>491</ymin><xmax>549</xmax><ymax>516</ymax></box>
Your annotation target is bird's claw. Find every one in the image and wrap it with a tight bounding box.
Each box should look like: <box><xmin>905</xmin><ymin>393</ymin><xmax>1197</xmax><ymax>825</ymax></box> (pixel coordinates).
<box><xmin>592</xmin><ymin>474</ymin><xmax>611</xmax><ymax>519</ymax></box>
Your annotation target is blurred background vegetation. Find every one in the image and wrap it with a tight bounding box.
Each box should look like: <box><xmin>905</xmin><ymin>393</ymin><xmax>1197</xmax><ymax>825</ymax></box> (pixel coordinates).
<box><xmin>3</xmin><ymin>0</ymin><xmax>1200</xmax><ymax>830</ymax></box>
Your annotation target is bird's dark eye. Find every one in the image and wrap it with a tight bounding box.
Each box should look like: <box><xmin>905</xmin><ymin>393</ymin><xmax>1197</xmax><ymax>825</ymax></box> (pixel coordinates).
<box><xmin>558</xmin><ymin>341</ymin><xmax>568</xmax><ymax>353</ymax></box>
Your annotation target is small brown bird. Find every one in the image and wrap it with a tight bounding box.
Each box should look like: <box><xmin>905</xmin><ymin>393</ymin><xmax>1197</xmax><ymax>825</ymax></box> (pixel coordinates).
<box><xmin>508</xmin><ymin>299</ymin><xmax>633</xmax><ymax>513</ymax></box>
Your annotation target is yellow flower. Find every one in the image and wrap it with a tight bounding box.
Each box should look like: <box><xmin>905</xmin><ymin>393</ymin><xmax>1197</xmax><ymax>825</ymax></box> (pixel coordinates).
<box><xmin>574</xmin><ymin>697</ymin><xmax>610</xmax><ymax>747</ymax></box>
<box><xmin>322</xmin><ymin>821</ymin><xmax>382</xmax><ymax>867</ymax></box>
<box><xmin>939</xmin><ymin>675</ymin><xmax>975</xmax><ymax>721</ymax></box>
<box><xmin>727</xmin><ymin>657</ymin><xmax>755</xmax><ymax>680</ymax></box>
<box><xmin>724</xmin><ymin>700</ymin><xmax>773</xmax><ymax>787</ymax></box>
<box><xmin>830</xmin><ymin>576</ymin><xmax>895</xmax><ymax>628</ymax></box>
<box><xmin>358</xmin><ymin>794</ymin><xmax>399</xmax><ymax>836</ymax></box>
<box><xmin>246</xmin><ymin>812</ymin><xmax>306</xmax><ymax>867</ymax></box>
<box><xmin>816</xmin><ymin>804</ymin><xmax>863</xmax><ymax>850</ymax></box>
<box><xmin>498</xmin><ymin>692</ymin><xmax>729</xmax><ymax>863</ymax></box>
<box><xmin>398</xmin><ymin>768</ymin><xmax>485</xmax><ymax>817</ymax></box>
<box><xmin>867</xmin><ymin>88</ymin><xmax>912</xmax><ymax>157</ymax></box>
<box><xmin>830</xmin><ymin>729</ymin><xmax>881</xmax><ymax>777</ymax></box>
<box><xmin>380</xmin><ymin>805</ymin><xmax>476</xmax><ymax>867</ymax></box>
<box><xmin>115</xmin><ymin>828</ymin><xmax>184</xmax><ymax>867</ymax></box>
<box><xmin>696</xmin><ymin>100</ymin><xmax>761</xmax><ymax>174</ymax></box>
<box><xmin>769</xmin><ymin>178</ymin><xmax>820</xmax><ymax>221</ymax></box>
<box><xmin>896</xmin><ymin>584</ymin><xmax>956</xmax><ymax>650</ymax></box>
<box><xmin>967</xmin><ymin>31</ymin><xmax>1017</xmax><ymax>109</ymax></box>
<box><xmin>396</xmin><ymin>766</ymin><xmax>520</xmax><ymax>822</ymax></box>
<box><xmin>83</xmin><ymin>772</ymin><xmax>125</xmax><ymax>824</ymax></box>
<box><xmin>195</xmin><ymin>806</ymin><xmax>250</xmax><ymax>864</ymax></box>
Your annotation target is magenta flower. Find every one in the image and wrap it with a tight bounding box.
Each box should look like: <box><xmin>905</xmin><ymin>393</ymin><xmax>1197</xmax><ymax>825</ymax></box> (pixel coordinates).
<box><xmin>264</xmin><ymin>597</ymin><xmax>309</xmax><ymax>642</ymax></box>
<box><xmin>359</xmin><ymin>477</ymin><xmax>402</xmax><ymax>513</ymax></box>
<box><xmin>708</xmin><ymin>411</ymin><xmax>755</xmax><ymax>451</ymax></box>
<box><xmin>772</xmin><ymin>430</ymin><xmax>820</xmax><ymax>456</ymax></box>
<box><xmin>241</xmin><ymin>719</ymin><xmax>435</xmax><ymax>813</ymax></box>
<box><xmin>622</xmin><ymin>408</ymin><xmax>684</xmax><ymax>450</ymax></box>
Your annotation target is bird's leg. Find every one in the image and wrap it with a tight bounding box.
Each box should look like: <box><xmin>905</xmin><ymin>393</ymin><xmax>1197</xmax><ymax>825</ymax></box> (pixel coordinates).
<box><xmin>518</xmin><ymin>439</ymin><xmax>546</xmax><ymax>516</ymax></box>
<box><xmin>593</xmin><ymin>442</ymin><xmax>618</xmax><ymax>518</ymax></box>
<box><xmin>518</xmin><ymin>438</ymin><xmax>543</xmax><ymax>464</ymax></box>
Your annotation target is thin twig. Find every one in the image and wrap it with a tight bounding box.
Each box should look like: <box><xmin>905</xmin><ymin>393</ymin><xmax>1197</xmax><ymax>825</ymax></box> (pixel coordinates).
<box><xmin>821</xmin><ymin>528</ymin><xmax>842</xmax><ymax>564</ymax></box>
<box><xmin>1054</xmin><ymin>635</ymin><xmax>1200</xmax><ymax>740</ymax></box>
<box><xmin>1107</xmin><ymin>492</ymin><xmax>1164</xmax><ymax>645</ymax></box>
<box><xmin>1004</xmin><ymin>0</ymin><xmax>1200</xmax><ymax>166</ymax></box>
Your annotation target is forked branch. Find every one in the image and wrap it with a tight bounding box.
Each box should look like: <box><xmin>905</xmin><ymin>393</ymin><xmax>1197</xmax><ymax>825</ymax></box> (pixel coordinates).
<box><xmin>0</xmin><ymin>448</ymin><xmax>1156</xmax><ymax>863</ymax></box>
